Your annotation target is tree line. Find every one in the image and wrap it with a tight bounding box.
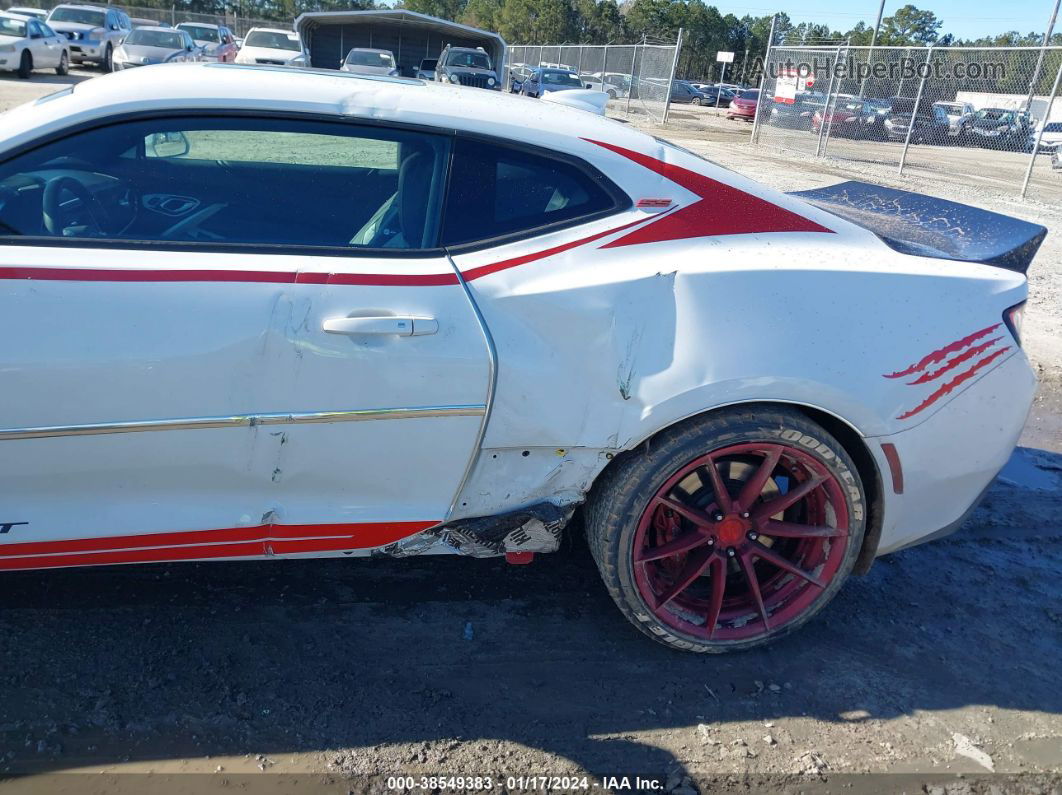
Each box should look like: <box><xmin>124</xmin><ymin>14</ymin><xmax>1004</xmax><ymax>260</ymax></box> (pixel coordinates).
<box><xmin>156</xmin><ymin>0</ymin><xmax>1062</xmax><ymax>88</ymax></box>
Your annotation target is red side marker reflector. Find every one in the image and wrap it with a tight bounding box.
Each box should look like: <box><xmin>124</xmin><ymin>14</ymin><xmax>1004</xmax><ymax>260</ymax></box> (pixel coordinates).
<box><xmin>505</xmin><ymin>551</ymin><xmax>535</xmax><ymax>565</ymax></box>
<box><xmin>881</xmin><ymin>443</ymin><xmax>904</xmax><ymax>495</ymax></box>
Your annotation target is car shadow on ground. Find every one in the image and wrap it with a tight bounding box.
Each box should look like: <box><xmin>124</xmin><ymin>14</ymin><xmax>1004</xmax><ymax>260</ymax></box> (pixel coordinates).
<box><xmin>0</xmin><ymin>70</ymin><xmax>96</xmax><ymax>86</ymax></box>
<box><xmin>1</xmin><ymin>448</ymin><xmax>1060</xmax><ymax>780</ymax></box>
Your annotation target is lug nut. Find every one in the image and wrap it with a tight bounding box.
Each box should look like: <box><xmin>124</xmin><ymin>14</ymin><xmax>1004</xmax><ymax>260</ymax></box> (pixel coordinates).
<box><xmin>748</xmin><ymin>531</ymin><xmax>758</xmax><ymax>541</ymax></box>
<box><xmin>727</xmin><ymin>547</ymin><xmax>736</xmax><ymax>557</ymax></box>
<box><xmin>741</xmin><ymin>512</ymin><xmax>750</xmax><ymax>519</ymax></box>
<box><xmin>706</xmin><ymin>537</ymin><xmax>715</xmax><ymax>545</ymax></box>
<box><xmin>713</xmin><ymin>513</ymin><xmax>724</xmax><ymax>522</ymax></box>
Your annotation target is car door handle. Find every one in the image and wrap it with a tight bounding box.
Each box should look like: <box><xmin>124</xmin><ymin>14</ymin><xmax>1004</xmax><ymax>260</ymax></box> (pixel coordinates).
<box><xmin>323</xmin><ymin>316</ymin><xmax>439</xmax><ymax>337</ymax></box>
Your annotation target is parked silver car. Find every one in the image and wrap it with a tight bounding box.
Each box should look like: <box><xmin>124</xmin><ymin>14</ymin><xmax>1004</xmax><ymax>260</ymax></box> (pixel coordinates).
<box><xmin>112</xmin><ymin>26</ymin><xmax>200</xmax><ymax>70</ymax></box>
<box><xmin>45</xmin><ymin>3</ymin><xmax>130</xmax><ymax>70</ymax></box>
<box><xmin>340</xmin><ymin>47</ymin><xmax>398</xmax><ymax>76</ymax></box>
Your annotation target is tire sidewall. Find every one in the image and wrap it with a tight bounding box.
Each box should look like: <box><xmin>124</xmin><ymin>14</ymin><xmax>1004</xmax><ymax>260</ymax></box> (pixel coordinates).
<box><xmin>592</xmin><ymin>408</ymin><xmax>866</xmax><ymax>653</ymax></box>
<box><xmin>18</xmin><ymin>50</ymin><xmax>32</xmax><ymax>79</ymax></box>
<box><xmin>57</xmin><ymin>51</ymin><xmax>69</xmax><ymax>76</ymax></box>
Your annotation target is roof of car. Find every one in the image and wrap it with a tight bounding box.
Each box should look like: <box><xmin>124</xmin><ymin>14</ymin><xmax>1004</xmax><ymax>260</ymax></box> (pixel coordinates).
<box><xmin>246</xmin><ymin>26</ymin><xmax>296</xmax><ymax>34</ymax></box>
<box><xmin>0</xmin><ymin>10</ymin><xmax>28</xmax><ymax>19</ymax></box>
<box><xmin>51</xmin><ymin>3</ymin><xmax>108</xmax><ymax>9</ymax></box>
<box><xmin>177</xmin><ymin>21</ymin><xmax>220</xmax><ymax>28</ymax></box>
<box><xmin>0</xmin><ymin>62</ymin><xmax>650</xmax><ymax>159</ymax></box>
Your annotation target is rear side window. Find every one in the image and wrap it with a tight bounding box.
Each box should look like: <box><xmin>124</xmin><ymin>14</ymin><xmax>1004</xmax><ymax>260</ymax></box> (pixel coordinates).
<box><xmin>441</xmin><ymin>138</ymin><xmax>622</xmax><ymax>247</ymax></box>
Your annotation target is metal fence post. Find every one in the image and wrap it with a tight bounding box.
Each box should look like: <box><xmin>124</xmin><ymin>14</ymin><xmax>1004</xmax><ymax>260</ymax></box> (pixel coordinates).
<box><xmin>820</xmin><ymin>45</ymin><xmax>849</xmax><ymax>157</ymax></box>
<box><xmin>661</xmin><ymin>28</ymin><xmax>683</xmax><ymax>126</ymax></box>
<box><xmin>815</xmin><ymin>47</ymin><xmax>842</xmax><ymax>157</ymax></box>
<box><xmin>750</xmin><ymin>13</ymin><xmax>777</xmax><ymax>145</ymax></box>
<box><xmin>1021</xmin><ymin>58</ymin><xmax>1062</xmax><ymax>198</ymax></box>
<box><xmin>624</xmin><ymin>42</ymin><xmax>637</xmax><ymax>115</ymax></box>
<box><xmin>898</xmin><ymin>46</ymin><xmax>933</xmax><ymax>175</ymax></box>
<box><xmin>1025</xmin><ymin>0</ymin><xmax>1060</xmax><ymax>113</ymax></box>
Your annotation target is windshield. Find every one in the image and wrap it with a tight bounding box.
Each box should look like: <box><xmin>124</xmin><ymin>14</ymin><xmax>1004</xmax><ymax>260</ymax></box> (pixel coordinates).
<box><xmin>244</xmin><ymin>30</ymin><xmax>300</xmax><ymax>51</ymax></box>
<box><xmin>345</xmin><ymin>50</ymin><xmax>394</xmax><ymax>67</ymax></box>
<box><xmin>542</xmin><ymin>70</ymin><xmax>581</xmax><ymax>86</ymax></box>
<box><xmin>1045</xmin><ymin>122</ymin><xmax>1062</xmax><ymax>133</ymax></box>
<box><xmin>447</xmin><ymin>51</ymin><xmax>490</xmax><ymax>69</ymax></box>
<box><xmin>978</xmin><ymin>110</ymin><xmax>1012</xmax><ymax>122</ymax></box>
<box><xmin>126</xmin><ymin>28</ymin><xmax>183</xmax><ymax>48</ymax></box>
<box><xmin>177</xmin><ymin>24</ymin><xmax>219</xmax><ymax>42</ymax></box>
<box><xmin>0</xmin><ymin>16</ymin><xmax>27</xmax><ymax>36</ymax></box>
<box><xmin>420</xmin><ymin>58</ymin><xmax>437</xmax><ymax>70</ymax></box>
<box><xmin>738</xmin><ymin>89</ymin><xmax>759</xmax><ymax>100</ymax></box>
<box><xmin>842</xmin><ymin>101</ymin><xmax>864</xmax><ymax>112</ymax></box>
<box><xmin>48</xmin><ymin>6</ymin><xmax>105</xmax><ymax>25</ymax></box>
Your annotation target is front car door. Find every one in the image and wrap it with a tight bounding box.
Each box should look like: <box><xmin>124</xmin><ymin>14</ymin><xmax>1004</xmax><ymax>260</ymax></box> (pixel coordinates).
<box><xmin>0</xmin><ymin>114</ymin><xmax>490</xmax><ymax>569</ymax></box>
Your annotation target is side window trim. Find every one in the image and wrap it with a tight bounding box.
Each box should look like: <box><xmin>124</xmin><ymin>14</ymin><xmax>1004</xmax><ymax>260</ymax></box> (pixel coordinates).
<box><xmin>440</xmin><ymin>131</ymin><xmax>632</xmax><ymax>255</ymax></box>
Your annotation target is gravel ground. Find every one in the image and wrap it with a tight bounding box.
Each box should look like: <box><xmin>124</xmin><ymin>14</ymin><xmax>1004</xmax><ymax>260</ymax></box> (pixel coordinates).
<box><xmin>1</xmin><ymin>75</ymin><xmax>1061</xmax><ymax>794</ymax></box>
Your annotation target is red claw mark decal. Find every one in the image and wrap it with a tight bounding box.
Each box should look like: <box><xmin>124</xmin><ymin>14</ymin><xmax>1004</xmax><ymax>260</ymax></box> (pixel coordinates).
<box><xmin>584</xmin><ymin>139</ymin><xmax>833</xmax><ymax>247</ymax></box>
<box><xmin>884</xmin><ymin>323</ymin><xmax>1001</xmax><ymax>379</ymax></box>
<box><xmin>886</xmin><ymin>323</ymin><xmax>1011</xmax><ymax>420</ymax></box>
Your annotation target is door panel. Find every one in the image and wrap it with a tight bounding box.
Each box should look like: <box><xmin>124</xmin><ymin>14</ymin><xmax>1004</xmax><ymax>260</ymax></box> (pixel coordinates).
<box><xmin>0</xmin><ymin>245</ymin><xmax>489</xmax><ymax>565</ymax></box>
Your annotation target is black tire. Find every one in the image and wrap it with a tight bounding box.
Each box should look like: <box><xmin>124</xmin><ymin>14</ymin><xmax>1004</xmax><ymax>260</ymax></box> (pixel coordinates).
<box><xmin>586</xmin><ymin>406</ymin><xmax>866</xmax><ymax>653</ymax></box>
<box><xmin>17</xmin><ymin>50</ymin><xmax>32</xmax><ymax>79</ymax></box>
<box><xmin>102</xmin><ymin>43</ymin><xmax>113</xmax><ymax>72</ymax></box>
<box><xmin>607</xmin><ymin>89</ymin><xmax>617</xmax><ymax>99</ymax></box>
<box><xmin>56</xmin><ymin>50</ymin><xmax>69</xmax><ymax>76</ymax></box>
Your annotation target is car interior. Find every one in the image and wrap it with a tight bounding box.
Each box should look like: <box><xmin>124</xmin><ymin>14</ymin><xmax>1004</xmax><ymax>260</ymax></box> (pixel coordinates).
<box><xmin>0</xmin><ymin>119</ymin><xmax>450</xmax><ymax>250</ymax></box>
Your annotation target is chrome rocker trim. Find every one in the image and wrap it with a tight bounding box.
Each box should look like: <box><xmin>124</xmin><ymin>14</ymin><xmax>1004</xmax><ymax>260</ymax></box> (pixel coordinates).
<box><xmin>0</xmin><ymin>405</ymin><xmax>487</xmax><ymax>441</ymax></box>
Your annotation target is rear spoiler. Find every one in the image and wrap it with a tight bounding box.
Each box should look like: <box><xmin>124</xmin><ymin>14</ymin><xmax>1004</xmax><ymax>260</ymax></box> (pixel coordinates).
<box><xmin>789</xmin><ymin>180</ymin><xmax>1046</xmax><ymax>274</ymax></box>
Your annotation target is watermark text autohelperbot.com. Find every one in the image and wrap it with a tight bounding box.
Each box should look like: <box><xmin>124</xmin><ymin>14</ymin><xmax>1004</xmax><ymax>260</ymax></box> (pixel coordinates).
<box><xmin>761</xmin><ymin>57</ymin><xmax>1007</xmax><ymax>82</ymax></box>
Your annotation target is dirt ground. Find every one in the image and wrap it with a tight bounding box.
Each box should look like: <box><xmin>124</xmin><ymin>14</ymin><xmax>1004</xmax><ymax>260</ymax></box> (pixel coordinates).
<box><xmin>1</xmin><ymin>74</ymin><xmax>1061</xmax><ymax>794</ymax></box>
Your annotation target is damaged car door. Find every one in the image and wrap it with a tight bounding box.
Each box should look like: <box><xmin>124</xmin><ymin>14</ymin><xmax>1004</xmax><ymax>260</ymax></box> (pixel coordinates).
<box><xmin>0</xmin><ymin>114</ymin><xmax>490</xmax><ymax>568</ymax></box>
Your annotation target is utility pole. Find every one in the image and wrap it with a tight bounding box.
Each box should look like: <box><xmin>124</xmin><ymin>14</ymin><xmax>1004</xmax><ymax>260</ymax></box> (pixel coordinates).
<box><xmin>1025</xmin><ymin>0</ymin><xmax>1061</xmax><ymax>114</ymax></box>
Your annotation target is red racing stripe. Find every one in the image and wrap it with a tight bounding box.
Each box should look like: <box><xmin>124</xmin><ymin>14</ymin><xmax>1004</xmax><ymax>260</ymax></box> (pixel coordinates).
<box><xmin>0</xmin><ymin>266</ymin><xmax>458</xmax><ymax>287</ymax></box>
<box><xmin>460</xmin><ymin>209</ymin><xmax>674</xmax><ymax>281</ymax></box>
<box><xmin>0</xmin><ymin>520</ymin><xmax>435</xmax><ymax>568</ymax></box>
<box><xmin>583</xmin><ymin>138</ymin><xmax>834</xmax><ymax>246</ymax></box>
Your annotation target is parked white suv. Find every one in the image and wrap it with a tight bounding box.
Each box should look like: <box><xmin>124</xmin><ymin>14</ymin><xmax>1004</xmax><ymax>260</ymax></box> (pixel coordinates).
<box><xmin>233</xmin><ymin>27</ymin><xmax>306</xmax><ymax>67</ymax></box>
<box><xmin>45</xmin><ymin>3</ymin><xmax>130</xmax><ymax>71</ymax></box>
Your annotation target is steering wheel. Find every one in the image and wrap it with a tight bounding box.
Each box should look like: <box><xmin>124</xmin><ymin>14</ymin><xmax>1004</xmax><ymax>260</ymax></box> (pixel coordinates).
<box><xmin>42</xmin><ymin>176</ymin><xmax>105</xmax><ymax>237</ymax></box>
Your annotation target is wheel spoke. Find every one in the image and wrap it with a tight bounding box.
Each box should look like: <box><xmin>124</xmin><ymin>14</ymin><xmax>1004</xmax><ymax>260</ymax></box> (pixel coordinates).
<box><xmin>736</xmin><ymin>446</ymin><xmax>782</xmax><ymax>513</ymax></box>
<box><xmin>651</xmin><ymin>546</ymin><xmax>713</xmax><ymax>609</ymax></box>
<box><xmin>751</xmin><ymin>543</ymin><xmax>825</xmax><ymax>588</ymax></box>
<box><xmin>700</xmin><ymin>456</ymin><xmax>734</xmax><ymax>514</ymax></box>
<box><xmin>655</xmin><ymin>495</ymin><xmax>715</xmax><ymax>530</ymax></box>
<box><xmin>761</xmin><ymin>519</ymin><xmax>845</xmax><ymax>538</ymax></box>
<box><xmin>636</xmin><ymin>528</ymin><xmax>710</xmax><ymax>563</ymax></box>
<box><xmin>737</xmin><ymin>551</ymin><xmax>770</xmax><ymax>630</ymax></box>
<box><xmin>705</xmin><ymin>556</ymin><xmax>726</xmax><ymax>639</ymax></box>
<box><xmin>751</xmin><ymin>474</ymin><xmax>826</xmax><ymax>521</ymax></box>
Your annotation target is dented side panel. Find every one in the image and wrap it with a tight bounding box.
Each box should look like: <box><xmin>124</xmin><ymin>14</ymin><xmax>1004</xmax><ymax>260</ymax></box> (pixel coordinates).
<box><xmin>0</xmin><ymin>244</ymin><xmax>490</xmax><ymax>555</ymax></box>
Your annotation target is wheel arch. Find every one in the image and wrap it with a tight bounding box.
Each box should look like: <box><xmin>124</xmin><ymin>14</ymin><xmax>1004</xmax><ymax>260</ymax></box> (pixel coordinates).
<box><xmin>589</xmin><ymin>399</ymin><xmax>884</xmax><ymax>575</ymax></box>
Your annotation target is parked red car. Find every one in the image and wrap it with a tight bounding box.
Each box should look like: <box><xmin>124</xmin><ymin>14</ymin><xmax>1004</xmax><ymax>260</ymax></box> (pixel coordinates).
<box><xmin>726</xmin><ymin>89</ymin><xmax>759</xmax><ymax>121</ymax></box>
<box><xmin>810</xmin><ymin>98</ymin><xmax>884</xmax><ymax>140</ymax></box>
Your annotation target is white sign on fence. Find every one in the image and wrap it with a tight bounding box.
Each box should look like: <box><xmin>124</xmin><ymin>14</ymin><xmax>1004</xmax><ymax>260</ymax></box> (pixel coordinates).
<box><xmin>716</xmin><ymin>51</ymin><xmax>734</xmax><ymax>63</ymax></box>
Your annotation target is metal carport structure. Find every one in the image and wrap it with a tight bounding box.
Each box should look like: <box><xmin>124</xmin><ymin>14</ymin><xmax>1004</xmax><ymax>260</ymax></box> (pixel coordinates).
<box><xmin>294</xmin><ymin>9</ymin><xmax>506</xmax><ymax>77</ymax></box>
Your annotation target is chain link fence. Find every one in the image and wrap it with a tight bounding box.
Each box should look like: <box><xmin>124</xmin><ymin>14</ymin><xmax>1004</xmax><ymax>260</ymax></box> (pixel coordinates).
<box><xmin>0</xmin><ymin>0</ymin><xmax>278</xmax><ymax>37</ymax></box>
<box><xmin>506</xmin><ymin>37</ymin><xmax>682</xmax><ymax>125</ymax></box>
<box><xmin>751</xmin><ymin>44</ymin><xmax>1062</xmax><ymax>201</ymax></box>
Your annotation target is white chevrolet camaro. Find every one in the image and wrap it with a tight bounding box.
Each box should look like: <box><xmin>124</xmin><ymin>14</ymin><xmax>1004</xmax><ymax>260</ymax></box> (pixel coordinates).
<box><xmin>0</xmin><ymin>65</ymin><xmax>1041</xmax><ymax>652</ymax></box>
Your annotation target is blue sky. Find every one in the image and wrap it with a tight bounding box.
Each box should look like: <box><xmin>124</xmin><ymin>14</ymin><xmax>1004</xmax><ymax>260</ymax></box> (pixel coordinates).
<box><xmin>712</xmin><ymin>0</ymin><xmax>1055</xmax><ymax>40</ymax></box>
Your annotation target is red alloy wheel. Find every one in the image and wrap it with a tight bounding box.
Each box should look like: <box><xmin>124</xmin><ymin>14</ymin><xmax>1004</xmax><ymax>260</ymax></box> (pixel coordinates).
<box><xmin>631</xmin><ymin>442</ymin><xmax>850</xmax><ymax>642</ymax></box>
